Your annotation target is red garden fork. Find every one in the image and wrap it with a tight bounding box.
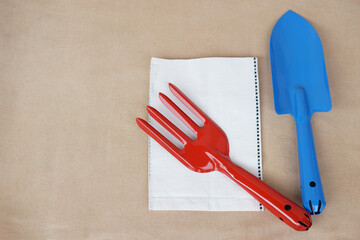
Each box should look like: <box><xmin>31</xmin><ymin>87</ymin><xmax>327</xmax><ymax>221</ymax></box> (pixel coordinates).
<box><xmin>136</xmin><ymin>83</ymin><xmax>311</xmax><ymax>231</ymax></box>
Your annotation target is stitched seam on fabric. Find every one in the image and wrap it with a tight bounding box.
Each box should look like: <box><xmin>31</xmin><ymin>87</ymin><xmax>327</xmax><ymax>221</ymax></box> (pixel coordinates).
<box><xmin>254</xmin><ymin>57</ymin><xmax>263</xmax><ymax>211</ymax></box>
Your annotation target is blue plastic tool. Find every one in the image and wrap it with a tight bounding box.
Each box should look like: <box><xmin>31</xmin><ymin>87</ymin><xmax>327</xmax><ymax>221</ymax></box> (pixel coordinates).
<box><xmin>270</xmin><ymin>10</ymin><xmax>331</xmax><ymax>215</ymax></box>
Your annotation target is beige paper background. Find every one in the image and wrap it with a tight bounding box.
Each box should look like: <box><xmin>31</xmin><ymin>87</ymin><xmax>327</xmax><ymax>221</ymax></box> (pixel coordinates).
<box><xmin>0</xmin><ymin>0</ymin><xmax>359</xmax><ymax>239</ymax></box>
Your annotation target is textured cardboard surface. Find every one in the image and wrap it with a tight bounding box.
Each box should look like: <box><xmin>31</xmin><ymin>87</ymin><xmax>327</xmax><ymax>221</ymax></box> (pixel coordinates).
<box><xmin>0</xmin><ymin>0</ymin><xmax>359</xmax><ymax>239</ymax></box>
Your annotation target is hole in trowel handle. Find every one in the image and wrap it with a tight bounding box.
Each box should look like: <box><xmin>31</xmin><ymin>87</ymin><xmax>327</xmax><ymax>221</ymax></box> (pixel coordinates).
<box><xmin>309</xmin><ymin>181</ymin><xmax>316</xmax><ymax>187</ymax></box>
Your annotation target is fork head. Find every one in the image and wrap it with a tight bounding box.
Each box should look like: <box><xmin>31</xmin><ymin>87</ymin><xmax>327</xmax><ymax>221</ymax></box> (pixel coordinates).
<box><xmin>136</xmin><ymin>83</ymin><xmax>230</xmax><ymax>173</ymax></box>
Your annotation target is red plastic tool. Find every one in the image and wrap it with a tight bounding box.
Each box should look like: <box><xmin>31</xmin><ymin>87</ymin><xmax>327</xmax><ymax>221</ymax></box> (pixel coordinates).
<box><xmin>136</xmin><ymin>83</ymin><xmax>312</xmax><ymax>231</ymax></box>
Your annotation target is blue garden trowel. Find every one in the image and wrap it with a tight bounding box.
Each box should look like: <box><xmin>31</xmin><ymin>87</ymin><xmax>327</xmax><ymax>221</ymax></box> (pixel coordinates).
<box><xmin>270</xmin><ymin>10</ymin><xmax>331</xmax><ymax>215</ymax></box>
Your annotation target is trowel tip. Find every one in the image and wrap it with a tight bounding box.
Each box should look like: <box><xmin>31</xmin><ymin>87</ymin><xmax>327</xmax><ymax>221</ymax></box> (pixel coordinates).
<box><xmin>283</xmin><ymin>10</ymin><xmax>300</xmax><ymax>17</ymax></box>
<box><xmin>274</xmin><ymin>10</ymin><xmax>308</xmax><ymax>29</ymax></box>
<box><xmin>285</xmin><ymin>9</ymin><xmax>296</xmax><ymax>14</ymax></box>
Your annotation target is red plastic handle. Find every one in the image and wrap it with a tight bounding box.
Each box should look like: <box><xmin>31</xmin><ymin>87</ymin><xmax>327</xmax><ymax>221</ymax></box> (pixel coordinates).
<box><xmin>214</xmin><ymin>155</ymin><xmax>312</xmax><ymax>231</ymax></box>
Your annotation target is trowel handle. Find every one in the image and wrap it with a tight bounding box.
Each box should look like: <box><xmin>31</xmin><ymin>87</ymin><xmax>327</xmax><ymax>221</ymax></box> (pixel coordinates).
<box><xmin>295</xmin><ymin>117</ymin><xmax>326</xmax><ymax>215</ymax></box>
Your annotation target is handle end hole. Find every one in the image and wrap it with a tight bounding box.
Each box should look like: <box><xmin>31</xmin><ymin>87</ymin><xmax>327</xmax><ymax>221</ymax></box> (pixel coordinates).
<box><xmin>309</xmin><ymin>181</ymin><xmax>316</xmax><ymax>187</ymax></box>
<box><xmin>284</xmin><ymin>205</ymin><xmax>291</xmax><ymax>211</ymax></box>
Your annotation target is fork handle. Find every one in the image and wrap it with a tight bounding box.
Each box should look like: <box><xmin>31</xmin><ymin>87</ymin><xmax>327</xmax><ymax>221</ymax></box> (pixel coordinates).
<box><xmin>216</xmin><ymin>156</ymin><xmax>311</xmax><ymax>231</ymax></box>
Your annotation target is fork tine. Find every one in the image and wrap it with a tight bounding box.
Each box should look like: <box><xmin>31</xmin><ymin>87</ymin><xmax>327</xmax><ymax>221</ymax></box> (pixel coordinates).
<box><xmin>159</xmin><ymin>93</ymin><xmax>199</xmax><ymax>134</ymax></box>
<box><xmin>136</xmin><ymin>118</ymin><xmax>181</xmax><ymax>156</ymax></box>
<box><xmin>147</xmin><ymin>106</ymin><xmax>189</xmax><ymax>145</ymax></box>
<box><xmin>169</xmin><ymin>83</ymin><xmax>208</xmax><ymax>123</ymax></box>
